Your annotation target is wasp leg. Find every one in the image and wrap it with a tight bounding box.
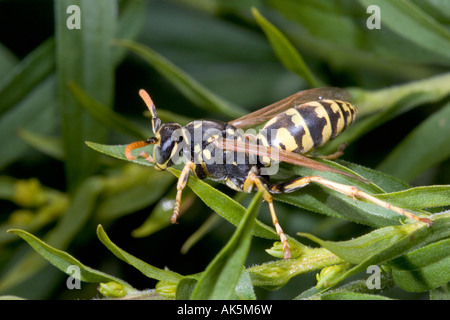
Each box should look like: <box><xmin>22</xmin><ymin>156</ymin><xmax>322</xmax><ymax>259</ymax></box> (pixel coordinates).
<box><xmin>271</xmin><ymin>176</ymin><xmax>432</xmax><ymax>226</ymax></box>
<box><xmin>138</xmin><ymin>150</ymin><xmax>155</xmax><ymax>164</ymax></box>
<box><xmin>171</xmin><ymin>161</ymin><xmax>196</xmax><ymax>224</ymax></box>
<box><xmin>315</xmin><ymin>142</ymin><xmax>348</xmax><ymax>160</ymax></box>
<box><xmin>244</xmin><ymin>173</ymin><xmax>291</xmax><ymax>260</ymax></box>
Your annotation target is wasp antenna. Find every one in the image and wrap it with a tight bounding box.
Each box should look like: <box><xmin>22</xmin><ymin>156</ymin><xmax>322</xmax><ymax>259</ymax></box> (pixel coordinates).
<box><xmin>139</xmin><ymin>89</ymin><xmax>161</xmax><ymax>133</ymax></box>
<box><xmin>139</xmin><ymin>89</ymin><xmax>154</xmax><ymax>109</ymax></box>
<box><xmin>125</xmin><ymin>140</ymin><xmax>150</xmax><ymax>161</ymax></box>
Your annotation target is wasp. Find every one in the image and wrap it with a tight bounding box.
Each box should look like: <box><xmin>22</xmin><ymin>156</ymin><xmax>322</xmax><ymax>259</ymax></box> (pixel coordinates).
<box><xmin>125</xmin><ymin>88</ymin><xmax>432</xmax><ymax>259</ymax></box>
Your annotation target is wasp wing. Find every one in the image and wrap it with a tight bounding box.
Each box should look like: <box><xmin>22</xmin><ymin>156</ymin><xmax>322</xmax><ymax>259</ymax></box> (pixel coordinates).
<box><xmin>215</xmin><ymin>138</ymin><xmax>369</xmax><ymax>184</ymax></box>
<box><xmin>229</xmin><ymin>87</ymin><xmax>352</xmax><ymax>128</ymax></box>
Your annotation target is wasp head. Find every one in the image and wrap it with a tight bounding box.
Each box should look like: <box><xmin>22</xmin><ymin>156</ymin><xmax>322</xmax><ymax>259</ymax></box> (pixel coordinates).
<box><xmin>152</xmin><ymin>122</ymin><xmax>183</xmax><ymax>170</ymax></box>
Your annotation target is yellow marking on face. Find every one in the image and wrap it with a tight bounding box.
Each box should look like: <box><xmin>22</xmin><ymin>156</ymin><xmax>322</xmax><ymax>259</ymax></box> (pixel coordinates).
<box><xmin>181</xmin><ymin>128</ymin><xmax>190</xmax><ymax>144</ymax></box>
<box><xmin>170</xmin><ymin>143</ymin><xmax>179</xmax><ymax>159</ymax></box>
<box><xmin>194</xmin><ymin>144</ymin><xmax>201</xmax><ymax>153</ymax></box>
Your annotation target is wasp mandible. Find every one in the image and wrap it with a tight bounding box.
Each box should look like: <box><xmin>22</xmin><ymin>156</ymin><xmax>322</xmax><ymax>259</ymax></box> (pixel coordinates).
<box><xmin>125</xmin><ymin>88</ymin><xmax>432</xmax><ymax>260</ymax></box>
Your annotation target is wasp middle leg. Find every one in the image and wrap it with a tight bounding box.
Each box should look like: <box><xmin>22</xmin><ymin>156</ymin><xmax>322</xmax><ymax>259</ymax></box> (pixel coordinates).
<box><xmin>244</xmin><ymin>173</ymin><xmax>291</xmax><ymax>259</ymax></box>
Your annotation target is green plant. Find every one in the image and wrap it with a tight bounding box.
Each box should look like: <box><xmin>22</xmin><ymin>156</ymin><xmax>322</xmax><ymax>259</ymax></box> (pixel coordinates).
<box><xmin>1</xmin><ymin>0</ymin><xmax>449</xmax><ymax>300</ymax></box>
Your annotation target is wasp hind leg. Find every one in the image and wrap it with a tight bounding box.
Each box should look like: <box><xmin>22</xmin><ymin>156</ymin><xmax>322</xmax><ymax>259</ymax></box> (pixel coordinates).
<box><xmin>244</xmin><ymin>173</ymin><xmax>291</xmax><ymax>260</ymax></box>
<box><xmin>271</xmin><ymin>175</ymin><xmax>432</xmax><ymax>226</ymax></box>
<box><xmin>313</xmin><ymin>142</ymin><xmax>348</xmax><ymax>160</ymax></box>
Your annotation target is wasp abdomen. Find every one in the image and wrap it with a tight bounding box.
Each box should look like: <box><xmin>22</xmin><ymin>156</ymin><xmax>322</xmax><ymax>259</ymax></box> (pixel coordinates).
<box><xmin>257</xmin><ymin>100</ymin><xmax>357</xmax><ymax>154</ymax></box>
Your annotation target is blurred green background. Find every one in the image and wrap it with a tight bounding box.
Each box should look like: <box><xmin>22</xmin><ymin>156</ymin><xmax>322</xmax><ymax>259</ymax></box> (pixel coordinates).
<box><xmin>0</xmin><ymin>0</ymin><xmax>449</xmax><ymax>299</ymax></box>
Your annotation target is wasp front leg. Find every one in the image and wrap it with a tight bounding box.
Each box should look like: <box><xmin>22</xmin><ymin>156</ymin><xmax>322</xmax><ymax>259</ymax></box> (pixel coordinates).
<box><xmin>271</xmin><ymin>176</ymin><xmax>432</xmax><ymax>226</ymax></box>
<box><xmin>171</xmin><ymin>161</ymin><xmax>196</xmax><ymax>224</ymax></box>
<box><xmin>244</xmin><ymin>173</ymin><xmax>291</xmax><ymax>260</ymax></box>
<box><xmin>125</xmin><ymin>141</ymin><xmax>154</xmax><ymax>162</ymax></box>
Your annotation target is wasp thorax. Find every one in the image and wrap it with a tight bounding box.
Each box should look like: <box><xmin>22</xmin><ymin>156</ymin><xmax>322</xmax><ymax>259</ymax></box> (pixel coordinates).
<box><xmin>153</xmin><ymin>123</ymin><xmax>183</xmax><ymax>170</ymax></box>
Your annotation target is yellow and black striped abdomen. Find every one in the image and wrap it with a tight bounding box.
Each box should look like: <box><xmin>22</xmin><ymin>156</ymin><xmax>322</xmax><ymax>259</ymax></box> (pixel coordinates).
<box><xmin>257</xmin><ymin>99</ymin><xmax>357</xmax><ymax>154</ymax></box>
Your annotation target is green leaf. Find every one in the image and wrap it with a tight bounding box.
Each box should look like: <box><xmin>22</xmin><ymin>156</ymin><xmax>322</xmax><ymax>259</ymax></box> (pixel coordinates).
<box><xmin>55</xmin><ymin>0</ymin><xmax>117</xmax><ymax>191</ymax></box>
<box><xmin>180</xmin><ymin>212</ymin><xmax>222</xmax><ymax>254</ymax></box>
<box><xmin>0</xmin><ymin>43</ymin><xmax>18</xmax><ymax>79</ymax></box>
<box><xmin>190</xmin><ymin>191</ymin><xmax>262</xmax><ymax>300</ymax></box>
<box><xmin>96</xmin><ymin>167</ymin><xmax>175</xmax><ymax>221</ymax></box>
<box><xmin>296</xmin><ymin>274</ymin><xmax>395</xmax><ymax>300</ymax></box>
<box><xmin>430</xmin><ymin>283</ymin><xmax>450</xmax><ymax>300</ymax></box>
<box><xmin>7</xmin><ymin>229</ymin><xmax>133</xmax><ymax>290</ymax></box>
<box><xmin>0</xmin><ymin>77</ymin><xmax>58</xmax><ymax>169</ymax></box>
<box><xmin>319</xmin><ymin>292</ymin><xmax>392</xmax><ymax>300</ymax></box>
<box><xmin>96</xmin><ymin>225</ymin><xmax>183</xmax><ymax>283</ymax></box>
<box><xmin>358</xmin><ymin>0</ymin><xmax>450</xmax><ymax>61</ymax></box>
<box><xmin>68</xmin><ymin>82</ymin><xmax>150</xmax><ymax>140</ymax></box>
<box><xmin>0</xmin><ymin>38</ymin><xmax>55</xmax><ymax>116</ymax></box>
<box><xmin>375</xmin><ymin>185</ymin><xmax>450</xmax><ymax>210</ymax></box>
<box><xmin>233</xmin><ymin>268</ymin><xmax>256</xmax><ymax>300</ymax></box>
<box><xmin>175</xmin><ymin>277</ymin><xmax>198</xmax><ymax>300</ymax></box>
<box><xmin>248</xmin><ymin>247</ymin><xmax>343</xmax><ymax>290</ymax></box>
<box><xmin>0</xmin><ymin>176</ymin><xmax>104</xmax><ymax>293</ymax></box>
<box><xmin>0</xmin><ymin>177</ymin><xmax>68</xmax><ymax>245</ymax></box>
<box><xmin>298</xmin><ymin>212</ymin><xmax>450</xmax><ymax>287</ymax></box>
<box><xmin>17</xmin><ymin>128</ymin><xmax>64</xmax><ymax>160</ymax></box>
<box><xmin>389</xmin><ymin>238</ymin><xmax>450</xmax><ymax>292</ymax></box>
<box><xmin>251</xmin><ymin>7</ymin><xmax>323</xmax><ymax>87</ymax></box>
<box><xmin>113</xmin><ymin>0</ymin><xmax>147</xmax><ymax>63</ymax></box>
<box><xmin>350</xmin><ymin>72</ymin><xmax>450</xmax><ymax>116</ymax></box>
<box><xmin>113</xmin><ymin>39</ymin><xmax>246</xmax><ymax>118</ymax></box>
<box><xmin>131</xmin><ymin>186</ymin><xmax>182</xmax><ymax>238</ymax></box>
<box><xmin>266</xmin><ymin>0</ymin><xmax>443</xmax><ymax>79</ymax></box>
<box><xmin>377</xmin><ymin>100</ymin><xmax>450</xmax><ymax>181</ymax></box>
<box><xmin>86</xmin><ymin>141</ymin><xmax>143</xmax><ymax>164</ymax></box>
